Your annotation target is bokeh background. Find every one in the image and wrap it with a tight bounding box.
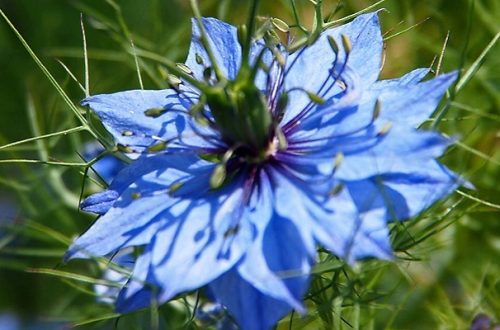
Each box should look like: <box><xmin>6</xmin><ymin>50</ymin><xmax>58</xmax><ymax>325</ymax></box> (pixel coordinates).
<box><xmin>0</xmin><ymin>0</ymin><xmax>498</xmax><ymax>329</ymax></box>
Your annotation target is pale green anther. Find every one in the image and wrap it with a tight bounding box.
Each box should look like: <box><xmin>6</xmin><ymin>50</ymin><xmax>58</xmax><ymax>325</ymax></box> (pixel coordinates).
<box><xmin>167</xmin><ymin>74</ymin><xmax>182</xmax><ymax>88</ymax></box>
<box><xmin>195</xmin><ymin>53</ymin><xmax>204</xmax><ymax>65</ymax></box>
<box><xmin>168</xmin><ymin>182</ymin><xmax>183</xmax><ymax>196</ymax></box>
<box><xmin>176</xmin><ymin>63</ymin><xmax>192</xmax><ymax>75</ymax></box>
<box><xmin>147</xmin><ymin>141</ymin><xmax>167</xmax><ymax>153</ymax></box>
<box><xmin>203</xmin><ymin>67</ymin><xmax>212</xmax><ymax>81</ymax></box>
<box><xmin>276</xmin><ymin>92</ymin><xmax>289</xmax><ymax>122</ymax></box>
<box><xmin>194</xmin><ymin>115</ymin><xmax>210</xmax><ymax>127</ymax></box>
<box><xmin>372</xmin><ymin>100</ymin><xmax>381</xmax><ymax>121</ymax></box>
<box><xmin>276</xmin><ymin>127</ymin><xmax>288</xmax><ymax>151</ymax></box>
<box><xmin>224</xmin><ymin>225</ymin><xmax>240</xmax><ymax>238</ymax></box>
<box><xmin>117</xmin><ymin>144</ymin><xmax>134</xmax><ymax>153</ymax></box>
<box><xmin>121</xmin><ymin>130</ymin><xmax>134</xmax><ymax>137</ymax></box>
<box><xmin>131</xmin><ymin>192</ymin><xmax>141</xmax><ymax>200</ymax></box>
<box><xmin>377</xmin><ymin>121</ymin><xmax>393</xmax><ymax>136</ymax></box>
<box><xmin>307</xmin><ymin>91</ymin><xmax>326</xmax><ymax>105</ymax></box>
<box><xmin>327</xmin><ymin>35</ymin><xmax>339</xmax><ymax>54</ymax></box>
<box><xmin>271</xmin><ymin>18</ymin><xmax>289</xmax><ymax>33</ymax></box>
<box><xmin>341</xmin><ymin>34</ymin><xmax>352</xmax><ymax>53</ymax></box>
<box><xmin>221</xmin><ymin>148</ymin><xmax>234</xmax><ymax>163</ymax></box>
<box><xmin>334</xmin><ymin>151</ymin><xmax>344</xmax><ymax>170</ymax></box>
<box><xmin>144</xmin><ymin>107</ymin><xmax>166</xmax><ymax>118</ymax></box>
<box><xmin>264</xmin><ymin>30</ymin><xmax>281</xmax><ymax>48</ymax></box>
<box><xmin>210</xmin><ymin>164</ymin><xmax>226</xmax><ymax>189</ymax></box>
<box><xmin>329</xmin><ymin>183</ymin><xmax>344</xmax><ymax>197</ymax></box>
<box><xmin>272</xmin><ymin>48</ymin><xmax>286</xmax><ymax>67</ymax></box>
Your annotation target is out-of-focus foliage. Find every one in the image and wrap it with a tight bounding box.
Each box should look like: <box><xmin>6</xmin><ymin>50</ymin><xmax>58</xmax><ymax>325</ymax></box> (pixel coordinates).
<box><xmin>0</xmin><ymin>0</ymin><xmax>498</xmax><ymax>329</ymax></box>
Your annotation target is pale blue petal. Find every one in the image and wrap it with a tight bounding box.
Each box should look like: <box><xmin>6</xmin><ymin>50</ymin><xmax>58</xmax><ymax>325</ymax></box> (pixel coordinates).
<box><xmin>147</xmin><ymin>180</ymin><xmax>254</xmax><ymax>302</ymax></box>
<box><xmin>269</xmin><ymin>166</ymin><xmax>392</xmax><ymax>262</ymax></box>
<box><xmin>185</xmin><ymin>17</ymin><xmax>242</xmax><ymax>80</ymax></box>
<box><xmin>116</xmin><ymin>248</ymin><xmax>155</xmax><ymax>313</ymax></box>
<box><xmin>372</xmin><ymin>68</ymin><xmax>430</xmax><ymax>89</ymax></box>
<box><xmin>210</xmin><ymin>269</ymin><xmax>293</xmax><ymax>330</ymax></box>
<box><xmin>374</xmin><ymin>72</ymin><xmax>457</xmax><ymax>127</ymax></box>
<box><xmin>81</xmin><ymin>89</ymin><xmax>200</xmax><ymax>152</ymax></box>
<box><xmin>284</xmin><ymin>13</ymin><xmax>382</xmax><ymax>121</ymax></box>
<box><xmin>237</xmin><ymin>173</ymin><xmax>312</xmax><ymax>311</ymax></box>
<box><xmin>67</xmin><ymin>154</ymin><xmax>212</xmax><ymax>260</ymax></box>
<box><xmin>346</xmin><ymin>160</ymin><xmax>461</xmax><ymax>221</ymax></box>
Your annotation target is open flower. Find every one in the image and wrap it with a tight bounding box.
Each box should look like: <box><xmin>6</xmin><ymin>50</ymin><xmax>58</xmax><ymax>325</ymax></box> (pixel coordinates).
<box><xmin>66</xmin><ymin>13</ymin><xmax>462</xmax><ymax>329</ymax></box>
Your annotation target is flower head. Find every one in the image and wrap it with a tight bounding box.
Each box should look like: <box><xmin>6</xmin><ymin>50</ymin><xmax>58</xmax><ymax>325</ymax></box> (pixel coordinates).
<box><xmin>66</xmin><ymin>12</ymin><xmax>462</xmax><ymax>329</ymax></box>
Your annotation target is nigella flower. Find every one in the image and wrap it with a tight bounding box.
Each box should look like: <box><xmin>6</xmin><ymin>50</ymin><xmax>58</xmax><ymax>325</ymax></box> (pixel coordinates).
<box><xmin>66</xmin><ymin>12</ymin><xmax>463</xmax><ymax>329</ymax></box>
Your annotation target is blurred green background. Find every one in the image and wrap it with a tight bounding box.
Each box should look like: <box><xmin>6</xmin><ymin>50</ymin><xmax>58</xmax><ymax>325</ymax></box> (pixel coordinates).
<box><xmin>0</xmin><ymin>0</ymin><xmax>498</xmax><ymax>329</ymax></box>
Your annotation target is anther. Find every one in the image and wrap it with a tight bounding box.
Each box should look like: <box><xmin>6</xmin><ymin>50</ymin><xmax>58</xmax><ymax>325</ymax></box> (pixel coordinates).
<box><xmin>116</xmin><ymin>143</ymin><xmax>134</xmax><ymax>153</ymax></box>
<box><xmin>329</xmin><ymin>182</ymin><xmax>344</xmax><ymax>197</ymax></box>
<box><xmin>210</xmin><ymin>164</ymin><xmax>226</xmax><ymax>189</ymax></box>
<box><xmin>372</xmin><ymin>99</ymin><xmax>381</xmax><ymax>121</ymax></box>
<box><xmin>195</xmin><ymin>53</ymin><xmax>204</xmax><ymax>65</ymax></box>
<box><xmin>271</xmin><ymin>18</ymin><xmax>289</xmax><ymax>33</ymax></box>
<box><xmin>377</xmin><ymin>121</ymin><xmax>393</xmax><ymax>137</ymax></box>
<box><xmin>307</xmin><ymin>91</ymin><xmax>326</xmax><ymax>105</ymax></box>
<box><xmin>333</xmin><ymin>151</ymin><xmax>344</xmax><ymax>171</ymax></box>
<box><xmin>147</xmin><ymin>141</ymin><xmax>168</xmax><ymax>153</ymax></box>
<box><xmin>144</xmin><ymin>107</ymin><xmax>167</xmax><ymax>118</ymax></box>
<box><xmin>327</xmin><ymin>36</ymin><xmax>339</xmax><ymax>54</ymax></box>
<box><xmin>176</xmin><ymin>63</ymin><xmax>193</xmax><ymax>76</ymax></box>
<box><xmin>168</xmin><ymin>182</ymin><xmax>183</xmax><ymax>196</ymax></box>
<box><xmin>341</xmin><ymin>34</ymin><xmax>352</xmax><ymax>53</ymax></box>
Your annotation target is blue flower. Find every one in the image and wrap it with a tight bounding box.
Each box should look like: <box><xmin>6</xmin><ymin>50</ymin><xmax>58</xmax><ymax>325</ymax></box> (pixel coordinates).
<box><xmin>66</xmin><ymin>13</ymin><xmax>462</xmax><ymax>330</ymax></box>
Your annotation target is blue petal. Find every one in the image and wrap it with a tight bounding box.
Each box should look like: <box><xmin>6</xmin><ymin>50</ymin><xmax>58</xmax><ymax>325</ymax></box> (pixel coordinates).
<box><xmin>209</xmin><ymin>269</ymin><xmax>293</xmax><ymax>330</ymax></box>
<box><xmin>347</xmin><ymin>161</ymin><xmax>461</xmax><ymax>220</ymax></box>
<box><xmin>146</xmin><ymin>180</ymin><xmax>254</xmax><ymax>303</ymax></box>
<box><xmin>67</xmin><ymin>153</ymin><xmax>211</xmax><ymax>260</ymax></box>
<box><xmin>284</xmin><ymin>13</ymin><xmax>382</xmax><ymax>122</ymax></box>
<box><xmin>81</xmin><ymin>89</ymin><xmax>209</xmax><ymax>152</ymax></box>
<box><xmin>115</xmin><ymin>175</ymin><xmax>257</xmax><ymax>311</ymax></box>
<box><xmin>373</xmin><ymin>71</ymin><xmax>457</xmax><ymax>127</ymax></box>
<box><xmin>269</xmin><ymin>167</ymin><xmax>391</xmax><ymax>262</ymax></box>
<box><xmin>372</xmin><ymin>68</ymin><xmax>430</xmax><ymax>89</ymax></box>
<box><xmin>185</xmin><ymin>17</ymin><xmax>242</xmax><ymax>80</ymax></box>
<box><xmin>116</xmin><ymin>248</ymin><xmax>155</xmax><ymax>312</ymax></box>
<box><xmin>334</xmin><ymin>128</ymin><xmax>451</xmax><ymax>181</ymax></box>
<box><xmin>236</xmin><ymin>173</ymin><xmax>312</xmax><ymax>312</ymax></box>
<box><xmin>80</xmin><ymin>190</ymin><xmax>119</xmax><ymax>215</ymax></box>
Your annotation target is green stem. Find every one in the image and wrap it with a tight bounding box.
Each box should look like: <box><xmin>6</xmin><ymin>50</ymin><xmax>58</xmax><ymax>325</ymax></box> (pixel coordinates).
<box><xmin>242</xmin><ymin>0</ymin><xmax>261</xmax><ymax>65</ymax></box>
<box><xmin>189</xmin><ymin>0</ymin><xmax>226</xmax><ymax>82</ymax></box>
<box><xmin>0</xmin><ymin>126</ymin><xmax>87</xmax><ymax>151</ymax></box>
